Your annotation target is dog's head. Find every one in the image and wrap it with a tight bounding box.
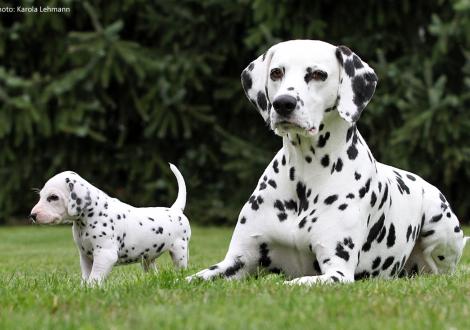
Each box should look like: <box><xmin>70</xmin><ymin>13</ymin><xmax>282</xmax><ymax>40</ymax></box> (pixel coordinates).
<box><xmin>241</xmin><ymin>40</ymin><xmax>378</xmax><ymax>136</ymax></box>
<box><xmin>30</xmin><ymin>171</ymin><xmax>89</xmax><ymax>224</ymax></box>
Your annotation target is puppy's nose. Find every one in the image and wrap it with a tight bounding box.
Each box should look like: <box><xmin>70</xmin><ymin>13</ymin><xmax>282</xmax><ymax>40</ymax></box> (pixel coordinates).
<box><xmin>273</xmin><ymin>95</ymin><xmax>297</xmax><ymax>116</ymax></box>
<box><xmin>30</xmin><ymin>213</ymin><xmax>37</xmax><ymax>222</ymax></box>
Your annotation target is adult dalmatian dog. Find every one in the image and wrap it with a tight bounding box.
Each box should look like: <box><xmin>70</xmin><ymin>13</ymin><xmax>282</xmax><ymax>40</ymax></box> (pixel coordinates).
<box><xmin>188</xmin><ymin>40</ymin><xmax>468</xmax><ymax>285</ymax></box>
<box><xmin>30</xmin><ymin>164</ymin><xmax>190</xmax><ymax>285</ymax></box>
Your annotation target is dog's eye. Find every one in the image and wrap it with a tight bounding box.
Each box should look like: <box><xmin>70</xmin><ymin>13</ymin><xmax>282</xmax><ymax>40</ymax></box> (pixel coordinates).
<box><xmin>47</xmin><ymin>194</ymin><xmax>59</xmax><ymax>202</ymax></box>
<box><xmin>305</xmin><ymin>70</ymin><xmax>328</xmax><ymax>83</ymax></box>
<box><xmin>270</xmin><ymin>68</ymin><xmax>284</xmax><ymax>81</ymax></box>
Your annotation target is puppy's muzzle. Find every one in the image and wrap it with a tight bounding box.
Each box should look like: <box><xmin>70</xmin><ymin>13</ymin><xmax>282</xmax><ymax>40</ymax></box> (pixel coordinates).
<box><xmin>273</xmin><ymin>95</ymin><xmax>297</xmax><ymax>117</ymax></box>
<box><xmin>30</xmin><ymin>213</ymin><xmax>37</xmax><ymax>223</ymax></box>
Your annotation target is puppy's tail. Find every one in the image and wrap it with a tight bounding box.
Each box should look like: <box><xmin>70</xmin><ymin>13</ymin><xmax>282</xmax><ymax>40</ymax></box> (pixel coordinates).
<box><xmin>169</xmin><ymin>163</ymin><xmax>186</xmax><ymax>212</ymax></box>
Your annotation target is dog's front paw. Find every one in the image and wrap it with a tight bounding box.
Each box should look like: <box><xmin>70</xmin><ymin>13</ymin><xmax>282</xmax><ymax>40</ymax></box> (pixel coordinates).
<box><xmin>185</xmin><ymin>274</ymin><xmax>202</xmax><ymax>283</ymax></box>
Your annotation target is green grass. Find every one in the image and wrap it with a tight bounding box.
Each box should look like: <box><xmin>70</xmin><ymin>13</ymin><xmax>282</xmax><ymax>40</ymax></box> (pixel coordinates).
<box><xmin>0</xmin><ymin>226</ymin><xmax>469</xmax><ymax>330</ymax></box>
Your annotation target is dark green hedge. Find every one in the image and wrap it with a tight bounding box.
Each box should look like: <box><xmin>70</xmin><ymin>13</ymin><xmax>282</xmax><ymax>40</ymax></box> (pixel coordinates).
<box><xmin>1</xmin><ymin>0</ymin><xmax>469</xmax><ymax>225</ymax></box>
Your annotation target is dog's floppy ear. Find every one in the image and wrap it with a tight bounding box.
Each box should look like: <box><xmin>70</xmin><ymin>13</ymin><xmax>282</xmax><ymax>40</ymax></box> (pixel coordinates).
<box><xmin>66</xmin><ymin>177</ymin><xmax>89</xmax><ymax>218</ymax></box>
<box><xmin>241</xmin><ymin>45</ymin><xmax>278</xmax><ymax>123</ymax></box>
<box><xmin>335</xmin><ymin>46</ymin><xmax>378</xmax><ymax>123</ymax></box>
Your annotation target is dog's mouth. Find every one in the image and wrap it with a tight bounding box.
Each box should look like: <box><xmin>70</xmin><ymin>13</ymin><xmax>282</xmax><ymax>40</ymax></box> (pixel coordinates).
<box><xmin>274</xmin><ymin>121</ymin><xmax>317</xmax><ymax>136</ymax></box>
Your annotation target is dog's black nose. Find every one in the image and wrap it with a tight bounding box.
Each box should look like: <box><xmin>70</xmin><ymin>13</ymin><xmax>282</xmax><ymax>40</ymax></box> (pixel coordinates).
<box><xmin>273</xmin><ymin>95</ymin><xmax>297</xmax><ymax>116</ymax></box>
<box><xmin>30</xmin><ymin>213</ymin><xmax>37</xmax><ymax>222</ymax></box>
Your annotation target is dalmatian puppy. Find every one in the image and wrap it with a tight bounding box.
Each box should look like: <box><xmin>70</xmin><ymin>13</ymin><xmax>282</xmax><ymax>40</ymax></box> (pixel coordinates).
<box><xmin>30</xmin><ymin>164</ymin><xmax>190</xmax><ymax>285</ymax></box>
<box><xmin>188</xmin><ymin>40</ymin><xmax>468</xmax><ymax>285</ymax></box>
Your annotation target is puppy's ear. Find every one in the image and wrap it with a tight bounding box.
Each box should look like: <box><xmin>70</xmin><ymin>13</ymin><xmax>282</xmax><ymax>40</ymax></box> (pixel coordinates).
<box><xmin>66</xmin><ymin>178</ymin><xmax>89</xmax><ymax>218</ymax></box>
<box><xmin>241</xmin><ymin>45</ymin><xmax>278</xmax><ymax>124</ymax></box>
<box><xmin>335</xmin><ymin>46</ymin><xmax>378</xmax><ymax>123</ymax></box>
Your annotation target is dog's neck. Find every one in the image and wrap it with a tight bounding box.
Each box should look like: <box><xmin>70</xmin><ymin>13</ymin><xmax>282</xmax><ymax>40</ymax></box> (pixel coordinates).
<box><xmin>281</xmin><ymin>115</ymin><xmax>360</xmax><ymax>182</ymax></box>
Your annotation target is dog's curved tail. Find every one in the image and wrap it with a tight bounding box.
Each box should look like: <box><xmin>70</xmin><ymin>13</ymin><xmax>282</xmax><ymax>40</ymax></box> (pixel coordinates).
<box><xmin>169</xmin><ymin>163</ymin><xmax>186</xmax><ymax>212</ymax></box>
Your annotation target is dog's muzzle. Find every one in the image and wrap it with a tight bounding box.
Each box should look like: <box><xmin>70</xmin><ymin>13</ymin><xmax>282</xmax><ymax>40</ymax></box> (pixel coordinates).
<box><xmin>273</xmin><ymin>95</ymin><xmax>297</xmax><ymax>117</ymax></box>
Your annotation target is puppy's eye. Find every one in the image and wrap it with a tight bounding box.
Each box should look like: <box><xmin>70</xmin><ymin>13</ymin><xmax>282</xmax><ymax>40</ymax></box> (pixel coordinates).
<box><xmin>270</xmin><ymin>68</ymin><xmax>284</xmax><ymax>81</ymax></box>
<box><xmin>305</xmin><ymin>70</ymin><xmax>328</xmax><ymax>83</ymax></box>
<box><xmin>47</xmin><ymin>194</ymin><xmax>59</xmax><ymax>202</ymax></box>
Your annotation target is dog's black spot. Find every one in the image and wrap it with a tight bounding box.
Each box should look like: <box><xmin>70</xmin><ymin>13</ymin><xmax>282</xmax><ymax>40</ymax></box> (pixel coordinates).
<box><xmin>354</xmin><ymin>172</ymin><xmax>361</xmax><ymax>181</ymax></box>
<box><xmin>382</xmin><ymin>256</ymin><xmax>394</xmax><ymax>270</ymax></box>
<box><xmin>386</xmin><ymin>223</ymin><xmax>396</xmax><ymax>247</ymax></box>
<box><xmin>421</xmin><ymin>230</ymin><xmax>435</xmax><ymax>237</ymax></box>
<box><xmin>454</xmin><ymin>226</ymin><xmax>461</xmax><ymax>233</ymax></box>
<box><xmin>362</xmin><ymin>213</ymin><xmax>385</xmax><ymax>252</ymax></box>
<box><xmin>259</xmin><ymin>243</ymin><xmax>271</xmax><ymax>267</ymax></box>
<box><xmin>370</xmin><ymin>191</ymin><xmax>377</xmax><ymax>207</ymax></box>
<box><xmin>338</xmin><ymin>203</ymin><xmax>348</xmax><ymax>211</ymax></box>
<box><xmin>317</xmin><ymin>132</ymin><xmax>330</xmax><ymax>148</ymax></box>
<box><xmin>240</xmin><ymin>216</ymin><xmax>246</xmax><ymax>224</ymax></box>
<box><xmin>352</xmin><ymin>75</ymin><xmax>375</xmax><ymax>107</ymax></box>
<box><xmin>284</xmin><ymin>199</ymin><xmax>297</xmax><ymax>212</ymax></box>
<box><xmin>334</xmin><ymin>158</ymin><xmax>343</xmax><ymax>172</ymax></box>
<box><xmin>430</xmin><ymin>214</ymin><xmax>443</xmax><ymax>223</ymax></box>
<box><xmin>277</xmin><ymin>212</ymin><xmax>287</xmax><ymax>221</ymax></box>
<box><xmin>330</xmin><ymin>276</ymin><xmax>340</xmax><ymax>283</ymax></box>
<box><xmin>241</xmin><ymin>70</ymin><xmax>252</xmax><ymax>92</ymax></box>
<box><xmin>347</xmin><ymin>143</ymin><xmax>358</xmax><ymax>160</ymax></box>
<box><xmin>297</xmin><ymin>182</ymin><xmax>309</xmax><ymax>214</ymax></box>
<box><xmin>372</xmin><ymin>257</ymin><xmax>381</xmax><ymax>269</ymax></box>
<box><xmin>273</xmin><ymin>160</ymin><xmax>279</xmax><ymax>173</ymax></box>
<box><xmin>406</xmin><ymin>174</ymin><xmax>416</xmax><ymax>181</ymax></box>
<box><xmin>406</xmin><ymin>225</ymin><xmax>412</xmax><ymax>242</ymax></box>
<box><xmin>321</xmin><ymin>154</ymin><xmax>330</xmax><ymax>167</ymax></box>
<box><xmin>298</xmin><ymin>217</ymin><xmax>307</xmax><ymax>228</ymax></box>
<box><xmin>257</xmin><ymin>91</ymin><xmax>267</xmax><ymax>111</ymax></box>
<box><xmin>335</xmin><ymin>242</ymin><xmax>350</xmax><ymax>261</ymax></box>
<box><xmin>224</xmin><ymin>259</ymin><xmax>245</xmax><ymax>277</ymax></box>
<box><xmin>266</xmin><ymin>179</ymin><xmax>277</xmax><ymax>189</ymax></box>
<box><xmin>378</xmin><ymin>184</ymin><xmax>389</xmax><ymax>209</ymax></box>
<box><xmin>305</xmin><ymin>156</ymin><xmax>312</xmax><ymax>163</ymax></box>
<box><xmin>359</xmin><ymin>178</ymin><xmax>371</xmax><ymax>198</ymax></box>
<box><xmin>290</xmin><ymin>167</ymin><xmax>295</xmax><ymax>181</ymax></box>
<box><xmin>376</xmin><ymin>226</ymin><xmax>386</xmax><ymax>244</ymax></box>
<box><xmin>354</xmin><ymin>271</ymin><xmax>370</xmax><ymax>281</ymax></box>
<box><xmin>346</xmin><ymin>193</ymin><xmax>355</xmax><ymax>199</ymax></box>
<box><xmin>274</xmin><ymin>200</ymin><xmax>285</xmax><ymax>212</ymax></box>
<box><xmin>344</xmin><ymin>59</ymin><xmax>355</xmax><ymax>77</ymax></box>
<box><xmin>156</xmin><ymin>243</ymin><xmax>165</xmax><ymax>252</ymax></box>
<box><xmin>352</xmin><ymin>55</ymin><xmax>363</xmax><ymax>69</ymax></box>
<box><xmin>396</xmin><ymin>176</ymin><xmax>410</xmax><ymax>195</ymax></box>
<box><xmin>324</xmin><ymin>194</ymin><xmax>338</xmax><ymax>205</ymax></box>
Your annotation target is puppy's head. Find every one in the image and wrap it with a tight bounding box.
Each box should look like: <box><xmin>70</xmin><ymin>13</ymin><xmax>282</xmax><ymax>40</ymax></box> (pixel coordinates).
<box><xmin>30</xmin><ymin>171</ymin><xmax>87</xmax><ymax>224</ymax></box>
<box><xmin>241</xmin><ymin>40</ymin><xmax>378</xmax><ymax>137</ymax></box>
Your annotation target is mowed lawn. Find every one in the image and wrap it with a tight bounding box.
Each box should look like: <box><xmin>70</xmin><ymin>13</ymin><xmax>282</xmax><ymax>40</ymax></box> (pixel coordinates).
<box><xmin>0</xmin><ymin>226</ymin><xmax>469</xmax><ymax>330</ymax></box>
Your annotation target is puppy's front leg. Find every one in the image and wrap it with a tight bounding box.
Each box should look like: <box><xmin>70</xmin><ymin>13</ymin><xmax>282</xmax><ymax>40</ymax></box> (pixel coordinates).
<box><xmin>87</xmin><ymin>249</ymin><xmax>118</xmax><ymax>286</ymax></box>
<box><xmin>79</xmin><ymin>252</ymin><xmax>92</xmax><ymax>283</ymax></box>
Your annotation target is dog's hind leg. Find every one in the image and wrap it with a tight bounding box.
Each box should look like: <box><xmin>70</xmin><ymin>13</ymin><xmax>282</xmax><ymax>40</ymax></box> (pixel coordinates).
<box><xmin>169</xmin><ymin>239</ymin><xmax>189</xmax><ymax>269</ymax></box>
<box><xmin>141</xmin><ymin>258</ymin><xmax>158</xmax><ymax>272</ymax></box>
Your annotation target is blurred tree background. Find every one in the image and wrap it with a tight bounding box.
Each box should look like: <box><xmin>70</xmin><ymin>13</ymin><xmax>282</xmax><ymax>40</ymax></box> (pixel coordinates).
<box><xmin>0</xmin><ymin>0</ymin><xmax>469</xmax><ymax>225</ymax></box>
